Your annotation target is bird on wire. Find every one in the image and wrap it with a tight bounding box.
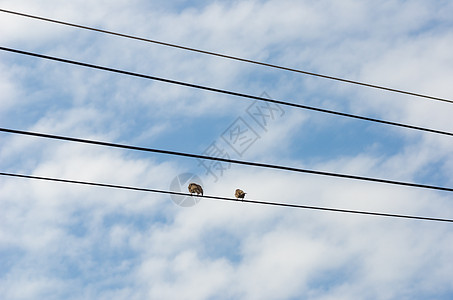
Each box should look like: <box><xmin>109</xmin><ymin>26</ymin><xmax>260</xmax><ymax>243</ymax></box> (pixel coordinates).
<box><xmin>235</xmin><ymin>189</ymin><xmax>246</xmax><ymax>201</ymax></box>
<box><xmin>188</xmin><ymin>183</ymin><xmax>203</xmax><ymax>196</ymax></box>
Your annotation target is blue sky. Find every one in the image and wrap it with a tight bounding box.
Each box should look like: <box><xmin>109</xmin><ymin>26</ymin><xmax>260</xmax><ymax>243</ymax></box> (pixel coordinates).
<box><xmin>1</xmin><ymin>1</ymin><xmax>453</xmax><ymax>299</ymax></box>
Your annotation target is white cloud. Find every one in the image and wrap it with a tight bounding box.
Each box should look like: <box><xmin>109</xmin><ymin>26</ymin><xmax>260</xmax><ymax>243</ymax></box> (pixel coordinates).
<box><xmin>1</xmin><ymin>0</ymin><xmax>453</xmax><ymax>299</ymax></box>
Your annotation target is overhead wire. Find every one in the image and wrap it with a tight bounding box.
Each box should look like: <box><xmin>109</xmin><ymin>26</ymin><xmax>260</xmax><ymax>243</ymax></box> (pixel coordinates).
<box><xmin>1</xmin><ymin>127</ymin><xmax>453</xmax><ymax>193</ymax></box>
<box><xmin>1</xmin><ymin>8</ymin><xmax>452</xmax><ymax>104</ymax></box>
<box><xmin>0</xmin><ymin>171</ymin><xmax>452</xmax><ymax>223</ymax></box>
<box><xmin>1</xmin><ymin>47</ymin><xmax>453</xmax><ymax>138</ymax></box>
<box><xmin>1</xmin><ymin>10</ymin><xmax>452</xmax><ymax>224</ymax></box>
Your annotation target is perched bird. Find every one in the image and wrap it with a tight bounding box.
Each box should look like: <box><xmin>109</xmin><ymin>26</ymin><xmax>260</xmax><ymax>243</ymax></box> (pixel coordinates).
<box><xmin>188</xmin><ymin>183</ymin><xmax>203</xmax><ymax>196</ymax></box>
<box><xmin>235</xmin><ymin>189</ymin><xmax>246</xmax><ymax>201</ymax></box>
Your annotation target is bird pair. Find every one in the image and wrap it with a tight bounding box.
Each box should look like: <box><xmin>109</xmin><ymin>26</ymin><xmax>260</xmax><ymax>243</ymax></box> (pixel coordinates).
<box><xmin>188</xmin><ymin>183</ymin><xmax>246</xmax><ymax>200</ymax></box>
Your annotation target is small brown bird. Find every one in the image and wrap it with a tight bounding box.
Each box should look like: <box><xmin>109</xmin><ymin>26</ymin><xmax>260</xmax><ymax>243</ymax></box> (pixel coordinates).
<box><xmin>188</xmin><ymin>183</ymin><xmax>203</xmax><ymax>196</ymax></box>
<box><xmin>235</xmin><ymin>189</ymin><xmax>246</xmax><ymax>201</ymax></box>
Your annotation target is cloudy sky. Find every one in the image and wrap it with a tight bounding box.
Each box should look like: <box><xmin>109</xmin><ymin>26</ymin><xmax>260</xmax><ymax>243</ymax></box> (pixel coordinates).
<box><xmin>1</xmin><ymin>0</ymin><xmax>453</xmax><ymax>299</ymax></box>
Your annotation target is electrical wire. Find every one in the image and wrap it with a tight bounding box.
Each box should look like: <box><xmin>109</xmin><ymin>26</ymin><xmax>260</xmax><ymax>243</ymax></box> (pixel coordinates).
<box><xmin>1</xmin><ymin>127</ymin><xmax>453</xmax><ymax>193</ymax></box>
<box><xmin>1</xmin><ymin>8</ymin><xmax>452</xmax><ymax>104</ymax></box>
<box><xmin>0</xmin><ymin>171</ymin><xmax>451</xmax><ymax>223</ymax></box>
<box><xmin>1</xmin><ymin>47</ymin><xmax>453</xmax><ymax>138</ymax></box>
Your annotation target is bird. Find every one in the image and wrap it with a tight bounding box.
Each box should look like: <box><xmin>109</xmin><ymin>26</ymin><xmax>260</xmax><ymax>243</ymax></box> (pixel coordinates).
<box><xmin>235</xmin><ymin>189</ymin><xmax>246</xmax><ymax>201</ymax></box>
<box><xmin>188</xmin><ymin>183</ymin><xmax>203</xmax><ymax>196</ymax></box>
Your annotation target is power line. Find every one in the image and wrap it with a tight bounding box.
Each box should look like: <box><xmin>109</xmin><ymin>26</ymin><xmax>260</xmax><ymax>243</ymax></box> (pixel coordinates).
<box><xmin>1</xmin><ymin>171</ymin><xmax>451</xmax><ymax>223</ymax></box>
<box><xmin>1</xmin><ymin>127</ymin><xmax>453</xmax><ymax>193</ymax></box>
<box><xmin>1</xmin><ymin>47</ymin><xmax>453</xmax><ymax>138</ymax></box>
<box><xmin>1</xmin><ymin>8</ymin><xmax>452</xmax><ymax>105</ymax></box>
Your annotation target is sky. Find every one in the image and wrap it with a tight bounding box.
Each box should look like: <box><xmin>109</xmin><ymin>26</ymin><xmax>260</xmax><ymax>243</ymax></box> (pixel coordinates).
<box><xmin>1</xmin><ymin>0</ymin><xmax>453</xmax><ymax>299</ymax></box>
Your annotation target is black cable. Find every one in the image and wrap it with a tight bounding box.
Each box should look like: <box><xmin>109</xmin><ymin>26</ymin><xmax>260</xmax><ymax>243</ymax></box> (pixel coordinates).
<box><xmin>1</xmin><ymin>8</ymin><xmax>452</xmax><ymax>104</ymax></box>
<box><xmin>1</xmin><ymin>47</ymin><xmax>453</xmax><ymax>138</ymax></box>
<box><xmin>1</xmin><ymin>127</ymin><xmax>453</xmax><ymax>193</ymax></box>
<box><xmin>1</xmin><ymin>171</ymin><xmax>451</xmax><ymax>223</ymax></box>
